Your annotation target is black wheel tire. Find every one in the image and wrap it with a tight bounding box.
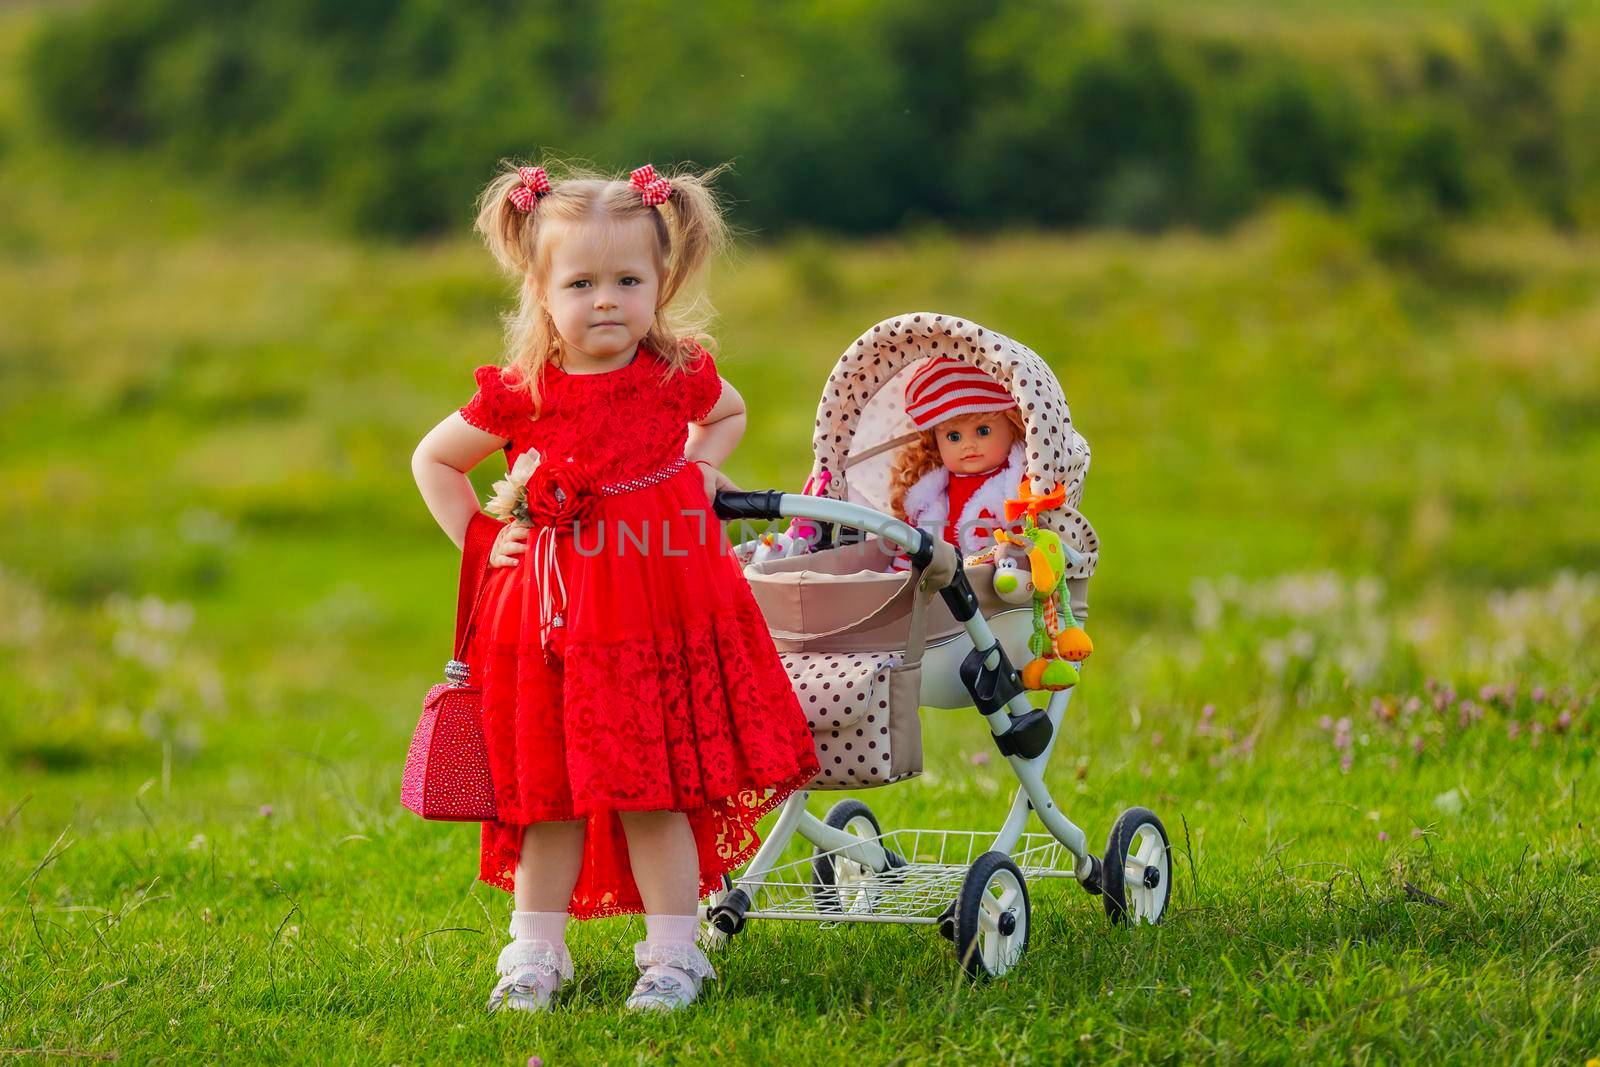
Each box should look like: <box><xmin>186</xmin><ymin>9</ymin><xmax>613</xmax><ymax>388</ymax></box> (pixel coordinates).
<box><xmin>953</xmin><ymin>852</ymin><xmax>1030</xmax><ymax>980</ymax></box>
<box><xmin>936</xmin><ymin>899</ymin><xmax>957</xmax><ymax>942</ymax></box>
<box><xmin>701</xmin><ymin>874</ymin><xmax>737</xmax><ymax>950</ymax></box>
<box><xmin>811</xmin><ymin>799</ymin><xmax>891</xmax><ymax>914</ymax></box>
<box><xmin>1101</xmin><ymin>806</ymin><xmax>1172</xmax><ymax>926</ymax></box>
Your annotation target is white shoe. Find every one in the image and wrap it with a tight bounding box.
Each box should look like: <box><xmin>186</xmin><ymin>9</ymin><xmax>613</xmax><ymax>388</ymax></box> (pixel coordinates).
<box><xmin>486</xmin><ymin>939</ymin><xmax>573</xmax><ymax>1014</ymax></box>
<box><xmin>624</xmin><ymin>940</ymin><xmax>716</xmax><ymax>1013</ymax></box>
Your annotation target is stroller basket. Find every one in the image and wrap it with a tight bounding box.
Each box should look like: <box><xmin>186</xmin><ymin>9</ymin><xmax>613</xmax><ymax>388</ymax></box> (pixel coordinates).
<box><xmin>738</xmin><ymin>828</ymin><xmax>1078</xmax><ymax>924</ymax></box>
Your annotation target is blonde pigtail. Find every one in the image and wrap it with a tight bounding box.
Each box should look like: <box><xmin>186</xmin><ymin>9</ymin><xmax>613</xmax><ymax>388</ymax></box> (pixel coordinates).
<box><xmin>656</xmin><ymin>166</ymin><xmax>731</xmax><ymax>315</ymax></box>
<box><xmin>474</xmin><ymin>168</ymin><xmax>542</xmax><ymax>276</ymax></box>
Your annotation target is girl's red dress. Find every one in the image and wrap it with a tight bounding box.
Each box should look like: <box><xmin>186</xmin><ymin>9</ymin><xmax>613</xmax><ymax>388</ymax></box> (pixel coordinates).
<box><xmin>457</xmin><ymin>343</ymin><xmax>819</xmax><ymax>918</ymax></box>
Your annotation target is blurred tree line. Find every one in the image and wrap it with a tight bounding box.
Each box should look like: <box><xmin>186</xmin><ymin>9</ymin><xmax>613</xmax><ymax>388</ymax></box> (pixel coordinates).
<box><xmin>24</xmin><ymin>0</ymin><xmax>1597</xmax><ymax>248</ymax></box>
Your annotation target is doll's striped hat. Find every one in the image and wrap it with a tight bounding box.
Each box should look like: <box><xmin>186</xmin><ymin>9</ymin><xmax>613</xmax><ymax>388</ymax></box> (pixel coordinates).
<box><xmin>904</xmin><ymin>356</ymin><xmax>1018</xmax><ymax>431</ymax></box>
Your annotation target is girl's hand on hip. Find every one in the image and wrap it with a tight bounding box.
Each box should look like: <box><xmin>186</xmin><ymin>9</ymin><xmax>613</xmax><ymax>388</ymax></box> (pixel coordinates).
<box><xmin>489</xmin><ymin>522</ymin><xmax>530</xmax><ymax>568</ymax></box>
<box><xmin>696</xmin><ymin>461</ymin><xmax>740</xmax><ymax>505</ymax></box>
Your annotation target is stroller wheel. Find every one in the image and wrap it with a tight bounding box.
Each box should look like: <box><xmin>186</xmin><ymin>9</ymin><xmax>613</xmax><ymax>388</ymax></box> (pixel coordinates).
<box><xmin>1101</xmin><ymin>807</ymin><xmax>1172</xmax><ymax>926</ymax></box>
<box><xmin>936</xmin><ymin>899</ymin><xmax>957</xmax><ymax>942</ymax></box>
<box><xmin>811</xmin><ymin>799</ymin><xmax>899</xmax><ymax>915</ymax></box>
<box><xmin>953</xmin><ymin>852</ymin><xmax>1030</xmax><ymax>980</ymax></box>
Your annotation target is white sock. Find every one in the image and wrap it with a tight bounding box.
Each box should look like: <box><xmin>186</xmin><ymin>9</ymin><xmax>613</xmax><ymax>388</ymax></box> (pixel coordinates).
<box><xmin>643</xmin><ymin>913</ymin><xmax>699</xmax><ymax>945</ymax></box>
<box><xmin>641</xmin><ymin>913</ymin><xmax>702</xmax><ymax>990</ymax></box>
<box><xmin>509</xmin><ymin>910</ymin><xmax>568</xmax><ymax>945</ymax></box>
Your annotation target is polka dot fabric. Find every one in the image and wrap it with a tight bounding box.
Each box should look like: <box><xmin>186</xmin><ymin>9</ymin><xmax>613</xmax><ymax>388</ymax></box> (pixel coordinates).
<box><xmin>810</xmin><ymin>313</ymin><xmax>1099</xmax><ymax>579</ymax></box>
<box><xmin>781</xmin><ymin>651</ymin><xmax>923</xmax><ymax>789</ymax></box>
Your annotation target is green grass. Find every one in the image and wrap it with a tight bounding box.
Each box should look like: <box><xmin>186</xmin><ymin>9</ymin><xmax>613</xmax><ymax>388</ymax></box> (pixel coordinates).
<box><xmin>3</xmin><ymin>7</ymin><xmax>1600</xmax><ymax>1062</ymax></box>
<box><xmin>4</xmin><ymin>679</ymin><xmax>1597</xmax><ymax>1063</ymax></box>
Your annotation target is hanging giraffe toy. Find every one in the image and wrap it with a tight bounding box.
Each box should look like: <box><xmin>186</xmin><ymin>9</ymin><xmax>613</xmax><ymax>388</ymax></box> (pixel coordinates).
<box><xmin>994</xmin><ymin>482</ymin><xmax>1094</xmax><ymax>691</ymax></box>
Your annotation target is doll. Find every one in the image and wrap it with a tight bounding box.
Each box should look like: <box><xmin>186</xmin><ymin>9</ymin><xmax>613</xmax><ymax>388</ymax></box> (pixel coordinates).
<box><xmin>888</xmin><ymin>357</ymin><xmax>1028</xmax><ymax>565</ymax></box>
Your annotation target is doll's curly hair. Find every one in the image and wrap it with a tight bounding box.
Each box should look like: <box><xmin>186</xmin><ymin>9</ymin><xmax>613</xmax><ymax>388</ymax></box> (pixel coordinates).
<box><xmin>888</xmin><ymin>408</ymin><xmax>1025</xmax><ymax>520</ymax></box>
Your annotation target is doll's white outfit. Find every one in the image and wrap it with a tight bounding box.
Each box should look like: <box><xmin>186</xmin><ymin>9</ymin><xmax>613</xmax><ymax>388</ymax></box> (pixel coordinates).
<box><xmin>894</xmin><ymin>442</ymin><xmax>1026</xmax><ymax>569</ymax></box>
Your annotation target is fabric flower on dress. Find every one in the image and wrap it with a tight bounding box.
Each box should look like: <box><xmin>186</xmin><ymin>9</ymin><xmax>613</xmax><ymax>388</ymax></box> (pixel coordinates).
<box><xmin>521</xmin><ymin>459</ymin><xmax>600</xmax><ymax>528</ymax></box>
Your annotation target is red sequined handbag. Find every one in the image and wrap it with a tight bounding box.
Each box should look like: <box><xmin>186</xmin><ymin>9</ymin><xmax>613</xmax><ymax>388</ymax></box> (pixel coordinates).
<box><xmin>401</xmin><ymin>514</ymin><xmax>502</xmax><ymax>821</ymax></box>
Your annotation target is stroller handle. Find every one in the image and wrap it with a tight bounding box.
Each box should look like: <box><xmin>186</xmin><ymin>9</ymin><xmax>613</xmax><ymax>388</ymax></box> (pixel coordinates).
<box><xmin>711</xmin><ymin>489</ymin><xmax>786</xmax><ymax>521</ymax></box>
<box><xmin>713</xmin><ymin>490</ymin><xmax>937</xmax><ymax>569</ymax></box>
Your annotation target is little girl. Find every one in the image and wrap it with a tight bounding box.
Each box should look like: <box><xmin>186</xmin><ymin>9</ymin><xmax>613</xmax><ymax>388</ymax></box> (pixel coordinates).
<box><xmin>888</xmin><ymin>356</ymin><xmax>1026</xmax><ymax>561</ymax></box>
<box><xmin>411</xmin><ymin>162</ymin><xmax>819</xmax><ymax>1014</ymax></box>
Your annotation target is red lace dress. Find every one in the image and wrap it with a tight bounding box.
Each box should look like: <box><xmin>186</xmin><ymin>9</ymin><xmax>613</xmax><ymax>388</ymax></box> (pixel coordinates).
<box><xmin>457</xmin><ymin>344</ymin><xmax>820</xmax><ymax>918</ymax></box>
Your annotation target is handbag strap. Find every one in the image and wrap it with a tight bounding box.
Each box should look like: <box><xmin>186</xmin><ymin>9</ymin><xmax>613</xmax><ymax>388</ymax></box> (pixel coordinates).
<box><xmin>453</xmin><ymin>511</ymin><xmax>505</xmax><ymax>664</ymax></box>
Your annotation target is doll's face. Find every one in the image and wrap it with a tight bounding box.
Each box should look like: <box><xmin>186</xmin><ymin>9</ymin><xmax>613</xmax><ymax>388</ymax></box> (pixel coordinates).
<box><xmin>543</xmin><ymin>217</ymin><xmax>661</xmax><ymax>366</ymax></box>
<box><xmin>934</xmin><ymin>411</ymin><xmax>1016</xmax><ymax>475</ymax></box>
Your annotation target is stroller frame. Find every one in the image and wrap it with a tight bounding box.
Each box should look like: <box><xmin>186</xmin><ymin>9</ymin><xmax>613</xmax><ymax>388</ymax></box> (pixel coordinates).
<box><xmin>704</xmin><ymin>494</ymin><xmax>1172</xmax><ymax>978</ymax></box>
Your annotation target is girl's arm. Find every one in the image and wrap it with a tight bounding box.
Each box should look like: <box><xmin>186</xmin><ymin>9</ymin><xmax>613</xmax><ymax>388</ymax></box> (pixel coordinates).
<box><xmin>685</xmin><ymin>376</ymin><xmax>746</xmax><ymax>469</ymax></box>
<box><xmin>412</xmin><ymin>412</ymin><xmax>509</xmax><ymax>550</ymax></box>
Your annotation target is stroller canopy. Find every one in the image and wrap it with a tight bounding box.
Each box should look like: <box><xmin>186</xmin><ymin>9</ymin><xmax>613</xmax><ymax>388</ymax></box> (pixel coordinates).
<box><xmin>809</xmin><ymin>313</ymin><xmax>1099</xmax><ymax>579</ymax></box>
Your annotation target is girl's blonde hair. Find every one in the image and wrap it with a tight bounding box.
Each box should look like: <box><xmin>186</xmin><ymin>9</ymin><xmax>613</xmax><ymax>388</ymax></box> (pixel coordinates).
<box><xmin>888</xmin><ymin>408</ymin><xmax>1026</xmax><ymax>520</ymax></box>
<box><xmin>473</xmin><ymin>160</ymin><xmax>730</xmax><ymax>408</ymax></box>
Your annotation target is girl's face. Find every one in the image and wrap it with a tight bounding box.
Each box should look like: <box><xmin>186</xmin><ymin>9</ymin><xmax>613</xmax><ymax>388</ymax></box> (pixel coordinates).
<box><xmin>934</xmin><ymin>411</ymin><xmax>1016</xmax><ymax>475</ymax></box>
<box><xmin>543</xmin><ymin>217</ymin><xmax>662</xmax><ymax>366</ymax></box>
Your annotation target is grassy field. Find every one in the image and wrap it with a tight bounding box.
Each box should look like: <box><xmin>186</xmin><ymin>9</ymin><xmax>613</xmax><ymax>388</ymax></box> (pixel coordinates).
<box><xmin>3</xmin><ymin>8</ymin><xmax>1600</xmax><ymax>1065</ymax></box>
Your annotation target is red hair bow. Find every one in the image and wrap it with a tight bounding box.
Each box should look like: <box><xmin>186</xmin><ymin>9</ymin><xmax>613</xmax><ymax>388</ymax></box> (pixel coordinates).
<box><xmin>507</xmin><ymin>166</ymin><xmax>552</xmax><ymax>212</ymax></box>
<box><xmin>629</xmin><ymin>164</ymin><xmax>673</xmax><ymax>207</ymax></box>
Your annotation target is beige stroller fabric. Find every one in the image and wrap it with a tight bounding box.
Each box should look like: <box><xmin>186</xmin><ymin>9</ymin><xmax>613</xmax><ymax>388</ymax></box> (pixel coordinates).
<box><xmin>746</xmin><ymin>540</ymin><xmax>1016</xmax><ymax>653</ymax></box>
<box><xmin>809</xmin><ymin>312</ymin><xmax>1099</xmax><ymax>580</ymax></box>
<box><xmin>745</xmin><ymin>540</ymin><xmax>958</xmax><ymax>789</ymax></box>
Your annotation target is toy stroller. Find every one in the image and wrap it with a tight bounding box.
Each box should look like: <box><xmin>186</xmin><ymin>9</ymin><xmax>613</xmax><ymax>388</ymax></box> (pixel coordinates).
<box><xmin>705</xmin><ymin>313</ymin><xmax>1172</xmax><ymax>980</ymax></box>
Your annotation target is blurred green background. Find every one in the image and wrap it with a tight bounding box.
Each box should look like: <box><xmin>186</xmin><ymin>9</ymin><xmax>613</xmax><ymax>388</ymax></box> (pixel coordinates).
<box><xmin>2</xmin><ymin>2</ymin><xmax>1598</xmax><ymax>1063</ymax></box>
